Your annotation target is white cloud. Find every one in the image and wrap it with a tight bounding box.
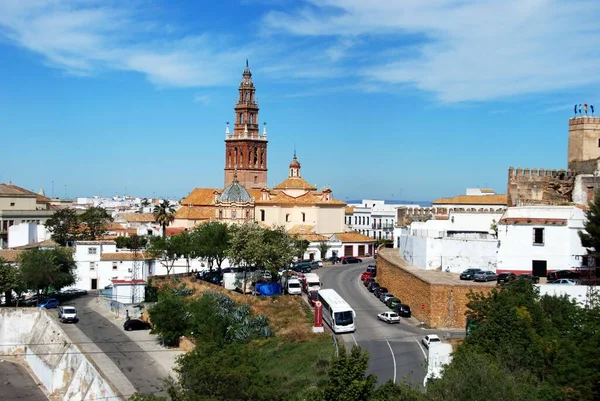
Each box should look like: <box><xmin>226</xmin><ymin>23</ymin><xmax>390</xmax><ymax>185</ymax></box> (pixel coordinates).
<box><xmin>0</xmin><ymin>1</ymin><xmax>247</xmax><ymax>87</ymax></box>
<box><xmin>263</xmin><ymin>0</ymin><xmax>600</xmax><ymax>102</ymax></box>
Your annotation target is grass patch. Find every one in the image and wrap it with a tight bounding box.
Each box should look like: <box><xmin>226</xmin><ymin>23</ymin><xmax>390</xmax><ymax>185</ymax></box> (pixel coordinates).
<box><xmin>255</xmin><ymin>335</ymin><xmax>334</xmax><ymax>397</ymax></box>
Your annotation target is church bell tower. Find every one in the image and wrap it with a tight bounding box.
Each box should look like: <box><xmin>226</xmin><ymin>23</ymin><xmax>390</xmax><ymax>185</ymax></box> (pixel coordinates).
<box><xmin>224</xmin><ymin>61</ymin><xmax>268</xmax><ymax>189</ymax></box>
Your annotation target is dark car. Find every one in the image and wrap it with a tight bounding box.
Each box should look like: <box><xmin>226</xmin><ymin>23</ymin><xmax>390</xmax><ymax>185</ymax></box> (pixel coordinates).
<box><xmin>547</xmin><ymin>270</ymin><xmax>580</xmax><ymax>282</ymax></box>
<box><xmin>394</xmin><ymin>304</ymin><xmax>412</xmax><ymax>318</ymax></box>
<box><xmin>124</xmin><ymin>318</ymin><xmax>152</xmax><ymax>331</ymax></box>
<box><xmin>342</xmin><ymin>257</ymin><xmax>362</xmax><ymax>264</ymax></box>
<box><xmin>292</xmin><ymin>263</ymin><xmax>312</xmax><ymax>274</ymax></box>
<box><xmin>326</xmin><ymin>256</ymin><xmax>342</xmax><ymax>264</ymax></box>
<box><xmin>38</xmin><ymin>298</ymin><xmax>60</xmax><ymax>309</ymax></box>
<box><xmin>197</xmin><ymin>270</ymin><xmax>222</xmax><ymax>284</ymax></box>
<box><xmin>374</xmin><ymin>287</ymin><xmax>388</xmax><ymax>298</ymax></box>
<box><xmin>518</xmin><ymin>274</ymin><xmax>540</xmax><ymax>284</ymax></box>
<box><xmin>367</xmin><ymin>265</ymin><xmax>376</xmax><ymax>276</ymax></box>
<box><xmin>307</xmin><ymin>290</ymin><xmax>319</xmax><ymax>306</ymax></box>
<box><xmin>368</xmin><ymin>282</ymin><xmax>380</xmax><ymax>293</ymax></box>
<box><xmin>364</xmin><ymin>277</ymin><xmax>376</xmax><ymax>287</ymax></box>
<box><xmin>460</xmin><ymin>268</ymin><xmax>482</xmax><ymax>280</ymax></box>
<box><xmin>386</xmin><ymin>297</ymin><xmax>402</xmax><ymax>309</ymax></box>
<box><xmin>497</xmin><ymin>272</ymin><xmax>517</xmax><ymax>284</ymax></box>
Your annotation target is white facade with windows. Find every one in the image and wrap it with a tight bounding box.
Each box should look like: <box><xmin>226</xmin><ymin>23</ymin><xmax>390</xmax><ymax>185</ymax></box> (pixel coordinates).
<box><xmin>496</xmin><ymin>206</ymin><xmax>586</xmax><ymax>276</ymax></box>
<box><xmin>346</xmin><ymin>199</ymin><xmax>415</xmax><ymax>240</ymax></box>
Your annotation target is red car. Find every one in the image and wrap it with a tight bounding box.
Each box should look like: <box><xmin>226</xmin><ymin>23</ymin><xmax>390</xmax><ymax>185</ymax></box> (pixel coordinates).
<box><xmin>361</xmin><ymin>271</ymin><xmax>373</xmax><ymax>281</ymax></box>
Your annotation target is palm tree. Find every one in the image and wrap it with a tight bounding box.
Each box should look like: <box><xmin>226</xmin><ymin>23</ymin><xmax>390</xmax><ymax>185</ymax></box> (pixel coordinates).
<box><xmin>153</xmin><ymin>200</ymin><xmax>176</xmax><ymax>237</ymax></box>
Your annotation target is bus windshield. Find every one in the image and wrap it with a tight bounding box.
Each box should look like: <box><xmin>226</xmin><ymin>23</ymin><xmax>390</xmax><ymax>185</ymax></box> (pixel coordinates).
<box><xmin>334</xmin><ymin>311</ymin><xmax>354</xmax><ymax>326</ymax></box>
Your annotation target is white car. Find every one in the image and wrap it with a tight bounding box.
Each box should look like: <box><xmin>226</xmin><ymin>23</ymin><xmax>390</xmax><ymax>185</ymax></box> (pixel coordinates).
<box><xmin>58</xmin><ymin>306</ymin><xmax>78</xmax><ymax>323</ymax></box>
<box><xmin>422</xmin><ymin>334</ymin><xmax>441</xmax><ymax>349</ymax></box>
<box><xmin>550</xmin><ymin>279</ymin><xmax>577</xmax><ymax>285</ymax></box>
<box><xmin>377</xmin><ymin>311</ymin><xmax>401</xmax><ymax>324</ymax></box>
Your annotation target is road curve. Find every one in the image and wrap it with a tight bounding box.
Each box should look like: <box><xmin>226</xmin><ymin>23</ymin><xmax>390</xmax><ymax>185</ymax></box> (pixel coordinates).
<box><xmin>318</xmin><ymin>261</ymin><xmax>427</xmax><ymax>386</ymax></box>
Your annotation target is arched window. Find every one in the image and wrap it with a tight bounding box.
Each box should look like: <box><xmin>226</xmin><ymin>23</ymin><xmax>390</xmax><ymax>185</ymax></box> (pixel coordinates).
<box><xmin>218</xmin><ymin>210</ymin><xmax>223</xmax><ymax>219</ymax></box>
<box><xmin>302</xmin><ymin>212</ymin><xmax>306</xmax><ymax>222</ymax></box>
<box><xmin>245</xmin><ymin>92</ymin><xmax>249</xmax><ymax>101</ymax></box>
<box><xmin>260</xmin><ymin>210</ymin><xmax>265</xmax><ymax>221</ymax></box>
<box><xmin>286</xmin><ymin>213</ymin><xmax>290</xmax><ymax>222</ymax></box>
<box><xmin>240</xmin><ymin>113</ymin><xmax>244</xmax><ymax>124</ymax></box>
<box><xmin>250</xmin><ymin>113</ymin><xmax>254</xmax><ymax>124</ymax></box>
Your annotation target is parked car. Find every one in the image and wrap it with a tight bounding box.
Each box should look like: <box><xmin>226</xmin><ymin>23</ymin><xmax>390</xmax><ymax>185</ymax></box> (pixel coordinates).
<box><xmin>497</xmin><ymin>272</ymin><xmax>517</xmax><ymax>284</ymax></box>
<box><xmin>460</xmin><ymin>268</ymin><xmax>482</xmax><ymax>280</ymax></box>
<box><xmin>378</xmin><ymin>311</ymin><xmax>401</xmax><ymax>324</ymax></box>
<box><xmin>394</xmin><ymin>304</ymin><xmax>412</xmax><ymax>318</ymax></box>
<box><xmin>550</xmin><ymin>278</ymin><xmax>578</xmax><ymax>285</ymax></box>
<box><xmin>307</xmin><ymin>290</ymin><xmax>319</xmax><ymax>306</ymax></box>
<box><xmin>292</xmin><ymin>262</ymin><xmax>312</xmax><ymax>273</ymax></box>
<box><xmin>422</xmin><ymin>334</ymin><xmax>441</xmax><ymax>349</ymax></box>
<box><xmin>124</xmin><ymin>319</ymin><xmax>152</xmax><ymax>331</ymax></box>
<box><xmin>473</xmin><ymin>271</ymin><xmax>498</xmax><ymax>282</ymax></box>
<box><xmin>326</xmin><ymin>256</ymin><xmax>342</xmax><ymax>264</ymax></box>
<box><xmin>374</xmin><ymin>287</ymin><xmax>388</xmax><ymax>298</ymax></box>
<box><xmin>58</xmin><ymin>306</ymin><xmax>78</xmax><ymax>323</ymax></box>
<box><xmin>386</xmin><ymin>297</ymin><xmax>402</xmax><ymax>309</ymax></box>
<box><xmin>361</xmin><ymin>271</ymin><xmax>373</xmax><ymax>281</ymax></box>
<box><xmin>364</xmin><ymin>277</ymin><xmax>376</xmax><ymax>287</ymax></box>
<box><xmin>38</xmin><ymin>298</ymin><xmax>60</xmax><ymax>309</ymax></box>
<box><xmin>368</xmin><ymin>282</ymin><xmax>381</xmax><ymax>293</ymax></box>
<box><xmin>380</xmin><ymin>293</ymin><xmax>395</xmax><ymax>303</ymax></box>
<box><xmin>547</xmin><ymin>270</ymin><xmax>580</xmax><ymax>282</ymax></box>
<box><xmin>518</xmin><ymin>274</ymin><xmax>540</xmax><ymax>284</ymax></box>
<box><xmin>342</xmin><ymin>257</ymin><xmax>362</xmax><ymax>264</ymax></box>
<box><xmin>367</xmin><ymin>265</ymin><xmax>376</xmax><ymax>276</ymax></box>
<box><xmin>197</xmin><ymin>270</ymin><xmax>222</xmax><ymax>284</ymax></box>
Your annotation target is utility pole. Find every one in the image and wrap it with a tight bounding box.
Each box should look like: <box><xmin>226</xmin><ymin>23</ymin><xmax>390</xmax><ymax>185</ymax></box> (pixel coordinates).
<box><xmin>131</xmin><ymin>235</ymin><xmax>142</xmax><ymax>304</ymax></box>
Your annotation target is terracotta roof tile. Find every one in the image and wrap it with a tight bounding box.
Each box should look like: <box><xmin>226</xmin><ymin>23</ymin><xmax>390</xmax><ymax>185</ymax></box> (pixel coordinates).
<box><xmin>174</xmin><ymin>206</ymin><xmax>216</xmax><ymax>220</ymax></box>
<box><xmin>432</xmin><ymin>194</ymin><xmax>507</xmax><ymax>206</ymax></box>
<box><xmin>296</xmin><ymin>233</ymin><xmax>330</xmax><ymax>242</ymax></box>
<box><xmin>0</xmin><ymin>183</ymin><xmax>51</xmax><ymax>204</ymax></box>
<box><xmin>0</xmin><ymin>249</ymin><xmax>22</xmax><ymax>262</ymax></box>
<box><xmin>334</xmin><ymin>232</ymin><xmax>376</xmax><ymax>243</ymax></box>
<box><xmin>166</xmin><ymin>227</ymin><xmax>188</xmax><ymax>236</ymax></box>
<box><xmin>273</xmin><ymin>177</ymin><xmax>317</xmax><ymax>190</ymax></box>
<box><xmin>345</xmin><ymin>206</ymin><xmax>355</xmax><ymax>214</ymax></box>
<box><xmin>12</xmin><ymin>240</ymin><xmax>59</xmax><ymax>250</ymax></box>
<box><xmin>100</xmin><ymin>252</ymin><xmax>152</xmax><ymax>261</ymax></box>
<box><xmin>255</xmin><ymin>191</ymin><xmax>346</xmax><ymax>206</ymax></box>
<box><xmin>287</xmin><ymin>224</ymin><xmax>316</xmax><ymax>235</ymax></box>
<box><xmin>119</xmin><ymin>213</ymin><xmax>156</xmax><ymax>223</ymax></box>
<box><xmin>181</xmin><ymin>188</ymin><xmax>220</xmax><ymax>206</ymax></box>
<box><xmin>76</xmin><ymin>240</ymin><xmax>117</xmax><ymax>245</ymax></box>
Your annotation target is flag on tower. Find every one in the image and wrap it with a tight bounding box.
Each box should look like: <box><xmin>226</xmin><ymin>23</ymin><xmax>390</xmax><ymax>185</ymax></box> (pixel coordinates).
<box><xmin>592</xmin><ymin>105</ymin><xmax>595</xmax><ymax>115</ymax></box>
<box><xmin>584</xmin><ymin>104</ymin><xmax>588</xmax><ymax>114</ymax></box>
<box><xmin>575</xmin><ymin>104</ymin><xmax>578</xmax><ymax>115</ymax></box>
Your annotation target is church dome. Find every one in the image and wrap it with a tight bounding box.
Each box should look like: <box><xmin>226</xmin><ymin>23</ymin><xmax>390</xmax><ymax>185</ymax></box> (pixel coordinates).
<box><xmin>219</xmin><ymin>180</ymin><xmax>253</xmax><ymax>203</ymax></box>
<box><xmin>289</xmin><ymin>155</ymin><xmax>301</xmax><ymax>169</ymax></box>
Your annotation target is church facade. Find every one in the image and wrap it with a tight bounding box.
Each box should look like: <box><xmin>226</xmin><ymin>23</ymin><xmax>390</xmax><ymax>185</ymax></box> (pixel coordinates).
<box><xmin>172</xmin><ymin>62</ymin><xmax>374</xmax><ymax>257</ymax></box>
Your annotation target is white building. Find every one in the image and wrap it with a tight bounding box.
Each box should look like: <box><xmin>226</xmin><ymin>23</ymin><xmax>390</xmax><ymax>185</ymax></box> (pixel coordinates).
<box><xmin>7</xmin><ymin>222</ymin><xmax>51</xmax><ymax>248</ymax></box>
<box><xmin>496</xmin><ymin>206</ymin><xmax>586</xmax><ymax>276</ymax></box>
<box><xmin>396</xmin><ymin>211</ymin><xmax>502</xmax><ymax>272</ymax></box>
<box><xmin>346</xmin><ymin>199</ymin><xmax>415</xmax><ymax>240</ymax></box>
<box><xmin>73</xmin><ymin>240</ymin><xmax>154</xmax><ymax>292</ymax></box>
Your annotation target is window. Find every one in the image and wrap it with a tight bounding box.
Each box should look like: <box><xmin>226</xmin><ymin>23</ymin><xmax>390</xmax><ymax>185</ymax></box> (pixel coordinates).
<box><xmin>302</xmin><ymin>212</ymin><xmax>306</xmax><ymax>222</ymax></box>
<box><xmin>232</xmin><ymin>210</ymin><xmax>237</xmax><ymax>219</ymax></box>
<box><xmin>88</xmin><ymin>247</ymin><xmax>97</xmax><ymax>255</ymax></box>
<box><xmin>533</xmin><ymin>228</ymin><xmax>544</xmax><ymax>245</ymax></box>
<box><xmin>260</xmin><ymin>209</ymin><xmax>265</xmax><ymax>222</ymax></box>
<box><xmin>89</xmin><ymin>262</ymin><xmax>96</xmax><ymax>271</ymax></box>
<box><xmin>218</xmin><ymin>210</ymin><xmax>223</xmax><ymax>219</ymax></box>
<box><xmin>286</xmin><ymin>213</ymin><xmax>290</xmax><ymax>222</ymax></box>
<box><xmin>112</xmin><ymin>262</ymin><xmax>118</xmax><ymax>270</ymax></box>
<box><xmin>10</xmin><ymin>202</ymin><xmax>15</xmax><ymax>207</ymax></box>
<box><xmin>598</xmin><ymin>138</ymin><xmax>600</xmax><ymax>147</ymax></box>
<box><xmin>254</xmin><ymin>175</ymin><xmax>258</xmax><ymax>184</ymax></box>
<box><xmin>240</xmin><ymin>113</ymin><xmax>244</xmax><ymax>124</ymax></box>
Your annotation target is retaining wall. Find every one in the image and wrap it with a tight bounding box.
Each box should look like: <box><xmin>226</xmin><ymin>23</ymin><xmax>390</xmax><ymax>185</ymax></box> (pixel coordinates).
<box><xmin>0</xmin><ymin>308</ymin><xmax>121</xmax><ymax>401</ymax></box>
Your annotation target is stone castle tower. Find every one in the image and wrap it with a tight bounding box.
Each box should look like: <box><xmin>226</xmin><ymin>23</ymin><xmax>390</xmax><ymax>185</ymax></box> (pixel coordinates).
<box><xmin>223</xmin><ymin>61</ymin><xmax>268</xmax><ymax>189</ymax></box>
<box><xmin>568</xmin><ymin>116</ymin><xmax>600</xmax><ymax>173</ymax></box>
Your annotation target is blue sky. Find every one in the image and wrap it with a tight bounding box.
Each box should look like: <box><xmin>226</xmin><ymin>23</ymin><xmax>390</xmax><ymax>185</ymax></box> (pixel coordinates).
<box><xmin>1</xmin><ymin>0</ymin><xmax>599</xmax><ymax>203</ymax></box>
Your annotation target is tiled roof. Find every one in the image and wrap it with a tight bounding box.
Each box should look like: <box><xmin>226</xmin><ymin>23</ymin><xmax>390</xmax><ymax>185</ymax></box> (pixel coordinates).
<box><xmin>334</xmin><ymin>232</ymin><xmax>376</xmax><ymax>243</ymax></box>
<box><xmin>76</xmin><ymin>240</ymin><xmax>117</xmax><ymax>245</ymax></box>
<box><xmin>166</xmin><ymin>227</ymin><xmax>188</xmax><ymax>236</ymax></box>
<box><xmin>181</xmin><ymin>188</ymin><xmax>220</xmax><ymax>206</ymax></box>
<box><xmin>0</xmin><ymin>249</ymin><xmax>22</xmax><ymax>262</ymax></box>
<box><xmin>0</xmin><ymin>183</ymin><xmax>51</xmax><ymax>204</ymax></box>
<box><xmin>273</xmin><ymin>177</ymin><xmax>317</xmax><ymax>190</ymax></box>
<box><xmin>119</xmin><ymin>213</ymin><xmax>156</xmax><ymax>223</ymax></box>
<box><xmin>480</xmin><ymin>188</ymin><xmax>495</xmax><ymax>193</ymax></box>
<box><xmin>255</xmin><ymin>191</ymin><xmax>346</xmax><ymax>206</ymax></box>
<box><xmin>174</xmin><ymin>206</ymin><xmax>216</xmax><ymax>220</ymax></box>
<box><xmin>297</xmin><ymin>233</ymin><xmax>330</xmax><ymax>242</ymax></box>
<box><xmin>12</xmin><ymin>240</ymin><xmax>59</xmax><ymax>250</ymax></box>
<box><xmin>499</xmin><ymin>218</ymin><xmax>567</xmax><ymax>225</ymax></box>
<box><xmin>100</xmin><ymin>252</ymin><xmax>152</xmax><ymax>261</ymax></box>
<box><xmin>288</xmin><ymin>225</ymin><xmax>316</xmax><ymax>235</ymax></box>
<box><xmin>219</xmin><ymin>182</ymin><xmax>253</xmax><ymax>203</ymax></box>
<box><xmin>432</xmin><ymin>194</ymin><xmax>508</xmax><ymax>205</ymax></box>
<box><xmin>345</xmin><ymin>206</ymin><xmax>355</xmax><ymax>214</ymax></box>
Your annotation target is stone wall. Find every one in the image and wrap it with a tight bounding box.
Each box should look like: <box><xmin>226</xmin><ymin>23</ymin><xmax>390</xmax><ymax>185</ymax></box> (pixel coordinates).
<box><xmin>507</xmin><ymin>167</ymin><xmax>575</xmax><ymax>207</ymax></box>
<box><xmin>376</xmin><ymin>249</ymin><xmax>493</xmax><ymax>329</ymax></box>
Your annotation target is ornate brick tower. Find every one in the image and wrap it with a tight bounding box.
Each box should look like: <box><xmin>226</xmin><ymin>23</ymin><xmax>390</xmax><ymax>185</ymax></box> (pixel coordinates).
<box><xmin>224</xmin><ymin>61</ymin><xmax>268</xmax><ymax>189</ymax></box>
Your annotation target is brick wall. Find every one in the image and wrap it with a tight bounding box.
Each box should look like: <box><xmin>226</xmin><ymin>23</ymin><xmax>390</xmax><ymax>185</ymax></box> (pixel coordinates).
<box><xmin>377</xmin><ymin>250</ymin><xmax>493</xmax><ymax>329</ymax></box>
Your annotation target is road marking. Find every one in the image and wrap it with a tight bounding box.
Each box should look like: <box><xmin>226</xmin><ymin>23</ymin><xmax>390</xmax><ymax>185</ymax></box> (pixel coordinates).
<box><xmin>385</xmin><ymin>338</ymin><xmax>397</xmax><ymax>383</ymax></box>
<box><xmin>351</xmin><ymin>333</ymin><xmax>358</xmax><ymax>346</ymax></box>
<box><xmin>415</xmin><ymin>336</ymin><xmax>427</xmax><ymax>358</ymax></box>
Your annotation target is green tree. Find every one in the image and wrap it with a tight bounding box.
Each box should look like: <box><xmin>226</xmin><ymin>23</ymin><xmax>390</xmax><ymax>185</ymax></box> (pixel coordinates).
<box><xmin>317</xmin><ymin>240</ymin><xmax>330</xmax><ymax>261</ymax></box>
<box><xmin>0</xmin><ymin>258</ymin><xmax>23</xmax><ymax>305</ymax></box>
<box><xmin>579</xmin><ymin>189</ymin><xmax>600</xmax><ymax>252</ymax></box>
<box><xmin>293</xmin><ymin>238</ymin><xmax>310</xmax><ymax>259</ymax></box>
<box><xmin>148</xmin><ymin>236</ymin><xmax>180</xmax><ymax>277</ymax></box>
<box><xmin>370</xmin><ymin>381</ymin><xmax>427</xmax><ymax>401</ymax></box>
<box><xmin>261</xmin><ymin>226</ymin><xmax>297</xmax><ymax>274</ymax></box>
<box><xmin>44</xmin><ymin>208</ymin><xmax>79</xmax><ymax>246</ymax></box>
<box><xmin>79</xmin><ymin>206</ymin><xmax>113</xmax><ymax>240</ymax></box>
<box><xmin>194</xmin><ymin>222</ymin><xmax>230</xmax><ymax>272</ymax></box>
<box><xmin>172</xmin><ymin>230</ymin><xmax>194</xmax><ymax>274</ymax></box>
<box><xmin>18</xmin><ymin>248</ymin><xmax>76</xmax><ymax>296</ymax></box>
<box><xmin>147</xmin><ymin>292</ymin><xmax>189</xmax><ymax>345</ymax></box>
<box><xmin>115</xmin><ymin>235</ymin><xmax>149</xmax><ymax>249</ymax></box>
<box><xmin>128</xmin><ymin>394</ymin><xmax>166</xmax><ymax>401</ymax></box>
<box><xmin>153</xmin><ymin>200</ymin><xmax>176</xmax><ymax>237</ymax></box>
<box><xmin>316</xmin><ymin>345</ymin><xmax>377</xmax><ymax>401</ymax></box>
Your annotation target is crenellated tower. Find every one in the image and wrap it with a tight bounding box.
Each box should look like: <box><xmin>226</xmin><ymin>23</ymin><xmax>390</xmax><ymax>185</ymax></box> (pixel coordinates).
<box><xmin>224</xmin><ymin>61</ymin><xmax>268</xmax><ymax>189</ymax></box>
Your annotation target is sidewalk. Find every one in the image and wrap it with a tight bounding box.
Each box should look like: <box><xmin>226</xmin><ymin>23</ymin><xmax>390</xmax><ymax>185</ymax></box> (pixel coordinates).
<box><xmin>87</xmin><ymin>298</ymin><xmax>184</xmax><ymax>377</ymax></box>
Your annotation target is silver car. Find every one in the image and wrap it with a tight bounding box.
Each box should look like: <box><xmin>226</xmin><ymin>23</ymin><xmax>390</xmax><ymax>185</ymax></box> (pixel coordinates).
<box><xmin>473</xmin><ymin>271</ymin><xmax>497</xmax><ymax>282</ymax></box>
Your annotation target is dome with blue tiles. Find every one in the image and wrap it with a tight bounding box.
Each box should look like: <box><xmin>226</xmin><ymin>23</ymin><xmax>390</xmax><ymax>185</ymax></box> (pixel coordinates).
<box><xmin>219</xmin><ymin>172</ymin><xmax>253</xmax><ymax>203</ymax></box>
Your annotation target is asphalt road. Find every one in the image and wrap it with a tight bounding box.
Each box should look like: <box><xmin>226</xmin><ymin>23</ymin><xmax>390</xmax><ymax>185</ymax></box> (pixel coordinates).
<box><xmin>71</xmin><ymin>296</ymin><xmax>168</xmax><ymax>396</ymax></box>
<box><xmin>0</xmin><ymin>359</ymin><xmax>48</xmax><ymax>401</ymax></box>
<box><xmin>319</xmin><ymin>260</ymin><xmax>427</xmax><ymax>387</ymax></box>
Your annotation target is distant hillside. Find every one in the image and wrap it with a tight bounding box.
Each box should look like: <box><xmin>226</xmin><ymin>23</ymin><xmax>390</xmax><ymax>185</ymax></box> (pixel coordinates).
<box><xmin>346</xmin><ymin>200</ymin><xmax>432</xmax><ymax>207</ymax></box>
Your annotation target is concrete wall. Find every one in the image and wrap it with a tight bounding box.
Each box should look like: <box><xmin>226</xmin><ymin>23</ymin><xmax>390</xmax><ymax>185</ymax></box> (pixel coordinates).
<box><xmin>0</xmin><ymin>308</ymin><xmax>121</xmax><ymax>401</ymax></box>
<box><xmin>376</xmin><ymin>249</ymin><xmax>493</xmax><ymax>329</ymax></box>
